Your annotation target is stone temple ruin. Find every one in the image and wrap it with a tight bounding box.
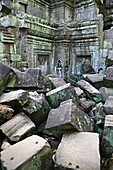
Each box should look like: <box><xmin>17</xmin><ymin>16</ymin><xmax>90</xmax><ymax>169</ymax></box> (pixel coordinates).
<box><xmin>0</xmin><ymin>0</ymin><xmax>112</xmax><ymax>78</ymax></box>
<box><xmin>1</xmin><ymin>0</ymin><xmax>113</xmax><ymax>170</ymax></box>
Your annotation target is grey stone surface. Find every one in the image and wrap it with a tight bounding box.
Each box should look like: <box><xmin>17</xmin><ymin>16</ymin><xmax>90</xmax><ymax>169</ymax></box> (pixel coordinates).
<box><xmin>49</xmin><ymin>76</ymin><xmax>66</xmax><ymax>88</ymax></box>
<box><xmin>74</xmin><ymin>87</ymin><xmax>84</xmax><ymax>97</ymax></box>
<box><xmin>80</xmin><ymin>97</ymin><xmax>95</xmax><ymax>112</ymax></box>
<box><xmin>54</xmin><ymin>132</ymin><xmax>100</xmax><ymax>170</ymax></box>
<box><xmin>46</xmin><ymin>83</ymin><xmax>79</xmax><ymax>108</ymax></box>
<box><xmin>0</xmin><ymin>89</ymin><xmax>29</xmax><ymax>107</ymax></box>
<box><xmin>23</xmin><ymin>91</ymin><xmax>51</xmax><ymax>126</ymax></box>
<box><xmin>1</xmin><ymin>135</ymin><xmax>53</xmax><ymax>170</ymax></box>
<box><xmin>13</xmin><ymin>68</ymin><xmax>42</xmax><ymax>87</ymax></box>
<box><xmin>104</xmin><ymin>66</ymin><xmax>113</xmax><ymax>87</ymax></box>
<box><xmin>76</xmin><ymin>80</ymin><xmax>102</xmax><ymax>103</ymax></box>
<box><xmin>99</xmin><ymin>87</ymin><xmax>113</xmax><ymax>102</ymax></box>
<box><xmin>1</xmin><ymin>137</ymin><xmax>11</xmax><ymax>151</ymax></box>
<box><xmin>45</xmin><ymin>99</ymin><xmax>93</xmax><ymax>132</ymax></box>
<box><xmin>104</xmin><ymin>96</ymin><xmax>113</xmax><ymax>114</ymax></box>
<box><xmin>0</xmin><ymin>62</ymin><xmax>16</xmax><ymax>94</ymax></box>
<box><xmin>84</xmin><ymin>74</ymin><xmax>104</xmax><ymax>83</ymax></box>
<box><xmin>0</xmin><ymin>104</ymin><xmax>14</xmax><ymax>125</ymax></box>
<box><xmin>0</xmin><ymin>113</ymin><xmax>35</xmax><ymax>142</ymax></box>
<box><xmin>101</xmin><ymin>115</ymin><xmax>113</xmax><ymax>158</ymax></box>
<box><xmin>0</xmin><ymin>0</ymin><xmax>105</xmax><ymax>79</ymax></box>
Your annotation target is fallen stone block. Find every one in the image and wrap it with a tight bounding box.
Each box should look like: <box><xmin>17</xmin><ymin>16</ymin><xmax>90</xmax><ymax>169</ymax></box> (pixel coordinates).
<box><xmin>49</xmin><ymin>76</ymin><xmax>66</xmax><ymax>88</ymax></box>
<box><xmin>0</xmin><ymin>113</ymin><xmax>35</xmax><ymax>142</ymax></box>
<box><xmin>0</xmin><ymin>89</ymin><xmax>29</xmax><ymax>107</ymax></box>
<box><xmin>104</xmin><ymin>96</ymin><xmax>113</xmax><ymax>114</ymax></box>
<box><xmin>1</xmin><ymin>137</ymin><xmax>11</xmax><ymax>151</ymax></box>
<box><xmin>0</xmin><ymin>62</ymin><xmax>16</xmax><ymax>94</ymax></box>
<box><xmin>99</xmin><ymin>87</ymin><xmax>113</xmax><ymax>102</ymax></box>
<box><xmin>76</xmin><ymin>80</ymin><xmax>102</xmax><ymax>103</ymax></box>
<box><xmin>74</xmin><ymin>87</ymin><xmax>84</xmax><ymax>97</ymax></box>
<box><xmin>67</xmin><ymin>74</ymin><xmax>83</xmax><ymax>86</ymax></box>
<box><xmin>13</xmin><ymin>68</ymin><xmax>52</xmax><ymax>92</ymax></box>
<box><xmin>104</xmin><ymin>66</ymin><xmax>113</xmax><ymax>87</ymax></box>
<box><xmin>54</xmin><ymin>132</ymin><xmax>100</xmax><ymax>170</ymax></box>
<box><xmin>45</xmin><ymin>99</ymin><xmax>93</xmax><ymax>132</ymax></box>
<box><xmin>13</xmin><ymin>68</ymin><xmax>41</xmax><ymax>87</ymax></box>
<box><xmin>91</xmin><ymin>102</ymin><xmax>106</xmax><ymax>137</ymax></box>
<box><xmin>46</xmin><ymin>83</ymin><xmax>79</xmax><ymax>108</ymax></box>
<box><xmin>1</xmin><ymin>135</ymin><xmax>53</xmax><ymax>170</ymax></box>
<box><xmin>84</xmin><ymin>73</ymin><xmax>104</xmax><ymax>89</ymax></box>
<box><xmin>23</xmin><ymin>91</ymin><xmax>51</xmax><ymax>126</ymax></box>
<box><xmin>101</xmin><ymin>115</ymin><xmax>113</xmax><ymax>158</ymax></box>
<box><xmin>0</xmin><ymin>104</ymin><xmax>14</xmax><ymax>125</ymax></box>
<box><xmin>80</xmin><ymin>97</ymin><xmax>95</xmax><ymax>112</ymax></box>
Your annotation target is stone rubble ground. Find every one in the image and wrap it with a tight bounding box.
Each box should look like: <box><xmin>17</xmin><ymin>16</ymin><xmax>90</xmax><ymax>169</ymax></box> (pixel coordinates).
<box><xmin>1</xmin><ymin>62</ymin><xmax>113</xmax><ymax>169</ymax></box>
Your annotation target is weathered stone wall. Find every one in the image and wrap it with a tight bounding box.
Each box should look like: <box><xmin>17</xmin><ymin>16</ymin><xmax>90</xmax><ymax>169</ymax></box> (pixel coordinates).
<box><xmin>0</xmin><ymin>0</ymin><xmax>112</xmax><ymax>77</ymax></box>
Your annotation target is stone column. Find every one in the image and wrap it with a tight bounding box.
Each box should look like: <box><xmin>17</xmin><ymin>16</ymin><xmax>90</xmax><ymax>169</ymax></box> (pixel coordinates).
<box><xmin>64</xmin><ymin>43</ymin><xmax>69</xmax><ymax>81</ymax></box>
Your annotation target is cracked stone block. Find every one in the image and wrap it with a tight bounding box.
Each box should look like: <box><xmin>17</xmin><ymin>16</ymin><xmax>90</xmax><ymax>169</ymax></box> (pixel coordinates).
<box><xmin>0</xmin><ymin>62</ymin><xmax>16</xmax><ymax>94</ymax></box>
<box><xmin>46</xmin><ymin>83</ymin><xmax>79</xmax><ymax>108</ymax></box>
<box><xmin>54</xmin><ymin>132</ymin><xmax>100</xmax><ymax>170</ymax></box>
<box><xmin>23</xmin><ymin>91</ymin><xmax>51</xmax><ymax>126</ymax></box>
<box><xmin>45</xmin><ymin>99</ymin><xmax>93</xmax><ymax>132</ymax></box>
<box><xmin>101</xmin><ymin>115</ymin><xmax>113</xmax><ymax>158</ymax></box>
<box><xmin>0</xmin><ymin>89</ymin><xmax>29</xmax><ymax>107</ymax></box>
<box><xmin>0</xmin><ymin>113</ymin><xmax>35</xmax><ymax>142</ymax></box>
<box><xmin>104</xmin><ymin>96</ymin><xmax>113</xmax><ymax>114</ymax></box>
<box><xmin>1</xmin><ymin>135</ymin><xmax>53</xmax><ymax>170</ymax></box>
<box><xmin>76</xmin><ymin>80</ymin><xmax>102</xmax><ymax>103</ymax></box>
<box><xmin>99</xmin><ymin>87</ymin><xmax>113</xmax><ymax>102</ymax></box>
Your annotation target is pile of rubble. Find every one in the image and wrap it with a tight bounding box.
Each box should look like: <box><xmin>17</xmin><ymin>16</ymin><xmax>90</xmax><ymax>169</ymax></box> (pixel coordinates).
<box><xmin>1</xmin><ymin>62</ymin><xmax>113</xmax><ymax>169</ymax></box>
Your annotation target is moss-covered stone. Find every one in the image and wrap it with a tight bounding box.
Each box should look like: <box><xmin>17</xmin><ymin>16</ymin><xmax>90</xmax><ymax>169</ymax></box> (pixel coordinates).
<box><xmin>101</xmin><ymin>115</ymin><xmax>113</xmax><ymax>158</ymax></box>
<box><xmin>46</xmin><ymin>83</ymin><xmax>79</xmax><ymax>108</ymax></box>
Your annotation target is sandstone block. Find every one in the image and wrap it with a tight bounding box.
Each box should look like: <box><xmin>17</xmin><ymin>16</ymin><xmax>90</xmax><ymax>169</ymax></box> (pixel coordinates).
<box><xmin>46</xmin><ymin>83</ymin><xmax>79</xmax><ymax>108</ymax></box>
<box><xmin>23</xmin><ymin>92</ymin><xmax>51</xmax><ymax>126</ymax></box>
<box><xmin>13</xmin><ymin>68</ymin><xmax>41</xmax><ymax>87</ymax></box>
<box><xmin>84</xmin><ymin>73</ymin><xmax>104</xmax><ymax>88</ymax></box>
<box><xmin>0</xmin><ymin>89</ymin><xmax>29</xmax><ymax>107</ymax></box>
<box><xmin>1</xmin><ymin>135</ymin><xmax>53</xmax><ymax>170</ymax></box>
<box><xmin>80</xmin><ymin>97</ymin><xmax>95</xmax><ymax>112</ymax></box>
<box><xmin>0</xmin><ymin>113</ymin><xmax>35</xmax><ymax>142</ymax></box>
<box><xmin>49</xmin><ymin>76</ymin><xmax>66</xmax><ymax>88</ymax></box>
<box><xmin>54</xmin><ymin>132</ymin><xmax>100</xmax><ymax>170</ymax></box>
<box><xmin>0</xmin><ymin>104</ymin><xmax>14</xmax><ymax>125</ymax></box>
<box><xmin>45</xmin><ymin>99</ymin><xmax>93</xmax><ymax>132</ymax></box>
<box><xmin>101</xmin><ymin>115</ymin><xmax>113</xmax><ymax>158</ymax></box>
<box><xmin>99</xmin><ymin>87</ymin><xmax>113</xmax><ymax>102</ymax></box>
<box><xmin>74</xmin><ymin>87</ymin><xmax>84</xmax><ymax>97</ymax></box>
<box><xmin>104</xmin><ymin>66</ymin><xmax>113</xmax><ymax>87</ymax></box>
<box><xmin>76</xmin><ymin>80</ymin><xmax>102</xmax><ymax>103</ymax></box>
<box><xmin>0</xmin><ymin>62</ymin><xmax>16</xmax><ymax>94</ymax></box>
<box><xmin>104</xmin><ymin>96</ymin><xmax>113</xmax><ymax>114</ymax></box>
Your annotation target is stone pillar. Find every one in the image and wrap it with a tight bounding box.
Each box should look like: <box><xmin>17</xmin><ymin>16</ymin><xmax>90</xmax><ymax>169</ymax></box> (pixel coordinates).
<box><xmin>64</xmin><ymin>43</ymin><xmax>69</xmax><ymax>81</ymax></box>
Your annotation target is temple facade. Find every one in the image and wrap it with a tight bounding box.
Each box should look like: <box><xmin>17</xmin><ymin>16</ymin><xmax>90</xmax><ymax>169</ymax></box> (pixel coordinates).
<box><xmin>0</xmin><ymin>0</ymin><xmax>112</xmax><ymax>77</ymax></box>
